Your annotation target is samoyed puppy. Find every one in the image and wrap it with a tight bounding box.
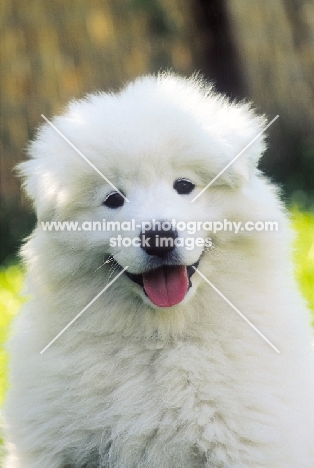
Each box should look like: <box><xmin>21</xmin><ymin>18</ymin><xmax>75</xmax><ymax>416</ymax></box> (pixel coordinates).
<box><xmin>4</xmin><ymin>73</ymin><xmax>314</xmax><ymax>467</ymax></box>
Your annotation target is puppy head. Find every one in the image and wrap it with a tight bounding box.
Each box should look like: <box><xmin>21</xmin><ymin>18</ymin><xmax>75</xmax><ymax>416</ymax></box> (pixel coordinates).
<box><xmin>19</xmin><ymin>73</ymin><xmax>269</xmax><ymax>309</ymax></box>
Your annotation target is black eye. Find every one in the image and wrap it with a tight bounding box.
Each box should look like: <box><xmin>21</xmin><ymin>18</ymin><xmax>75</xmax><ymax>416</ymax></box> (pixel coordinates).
<box><xmin>173</xmin><ymin>178</ymin><xmax>195</xmax><ymax>195</ymax></box>
<box><xmin>103</xmin><ymin>191</ymin><xmax>125</xmax><ymax>209</ymax></box>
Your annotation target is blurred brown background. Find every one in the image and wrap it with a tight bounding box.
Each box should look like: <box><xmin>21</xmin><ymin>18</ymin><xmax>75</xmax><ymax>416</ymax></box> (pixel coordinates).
<box><xmin>1</xmin><ymin>0</ymin><xmax>314</xmax><ymax>264</ymax></box>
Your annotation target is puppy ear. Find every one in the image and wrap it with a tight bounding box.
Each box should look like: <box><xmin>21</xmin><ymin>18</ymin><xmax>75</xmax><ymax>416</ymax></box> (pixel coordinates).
<box><xmin>222</xmin><ymin>103</ymin><xmax>268</xmax><ymax>186</ymax></box>
<box><xmin>17</xmin><ymin>158</ymin><xmax>58</xmax><ymax>221</ymax></box>
<box><xmin>17</xmin><ymin>115</ymin><xmax>79</xmax><ymax>222</ymax></box>
<box><xmin>17</xmin><ymin>120</ymin><xmax>67</xmax><ymax>222</ymax></box>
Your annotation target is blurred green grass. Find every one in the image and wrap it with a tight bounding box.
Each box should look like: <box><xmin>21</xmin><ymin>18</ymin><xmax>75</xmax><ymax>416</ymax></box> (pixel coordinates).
<box><xmin>291</xmin><ymin>209</ymin><xmax>314</xmax><ymax>318</ymax></box>
<box><xmin>0</xmin><ymin>209</ymin><xmax>313</xmax><ymax>406</ymax></box>
<box><xmin>0</xmin><ymin>264</ymin><xmax>25</xmax><ymax>405</ymax></box>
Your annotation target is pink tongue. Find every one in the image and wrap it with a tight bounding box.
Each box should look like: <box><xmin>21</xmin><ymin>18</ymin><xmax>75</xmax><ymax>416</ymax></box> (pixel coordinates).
<box><xmin>143</xmin><ymin>266</ymin><xmax>189</xmax><ymax>307</ymax></box>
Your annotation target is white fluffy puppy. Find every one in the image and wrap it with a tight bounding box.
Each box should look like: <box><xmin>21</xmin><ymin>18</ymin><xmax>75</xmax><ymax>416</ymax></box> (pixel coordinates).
<box><xmin>4</xmin><ymin>74</ymin><xmax>314</xmax><ymax>468</ymax></box>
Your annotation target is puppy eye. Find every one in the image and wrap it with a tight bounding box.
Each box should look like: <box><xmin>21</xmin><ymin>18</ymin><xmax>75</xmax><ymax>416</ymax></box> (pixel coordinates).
<box><xmin>103</xmin><ymin>191</ymin><xmax>125</xmax><ymax>209</ymax></box>
<box><xmin>173</xmin><ymin>178</ymin><xmax>195</xmax><ymax>195</ymax></box>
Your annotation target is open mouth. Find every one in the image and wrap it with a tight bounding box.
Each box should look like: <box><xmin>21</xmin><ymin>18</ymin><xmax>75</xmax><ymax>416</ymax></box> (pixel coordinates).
<box><xmin>124</xmin><ymin>260</ymin><xmax>200</xmax><ymax>308</ymax></box>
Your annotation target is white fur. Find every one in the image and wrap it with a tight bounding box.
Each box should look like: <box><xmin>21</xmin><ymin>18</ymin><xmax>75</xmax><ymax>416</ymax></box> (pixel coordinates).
<box><xmin>4</xmin><ymin>73</ymin><xmax>314</xmax><ymax>467</ymax></box>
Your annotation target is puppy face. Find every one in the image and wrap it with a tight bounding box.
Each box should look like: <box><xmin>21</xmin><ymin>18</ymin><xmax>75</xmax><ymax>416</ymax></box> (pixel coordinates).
<box><xmin>19</xmin><ymin>74</ymin><xmax>267</xmax><ymax>309</ymax></box>
<box><xmin>98</xmin><ymin>170</ymin><xmax>208</xmax><ymax>308</ymax></box>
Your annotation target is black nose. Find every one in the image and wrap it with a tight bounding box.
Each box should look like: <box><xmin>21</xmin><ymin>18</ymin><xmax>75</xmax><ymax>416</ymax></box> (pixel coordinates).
<box><xmin>141</xmin><ymin>226</ymin><xmax>177</xmax><ymax>257</ymax></box>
